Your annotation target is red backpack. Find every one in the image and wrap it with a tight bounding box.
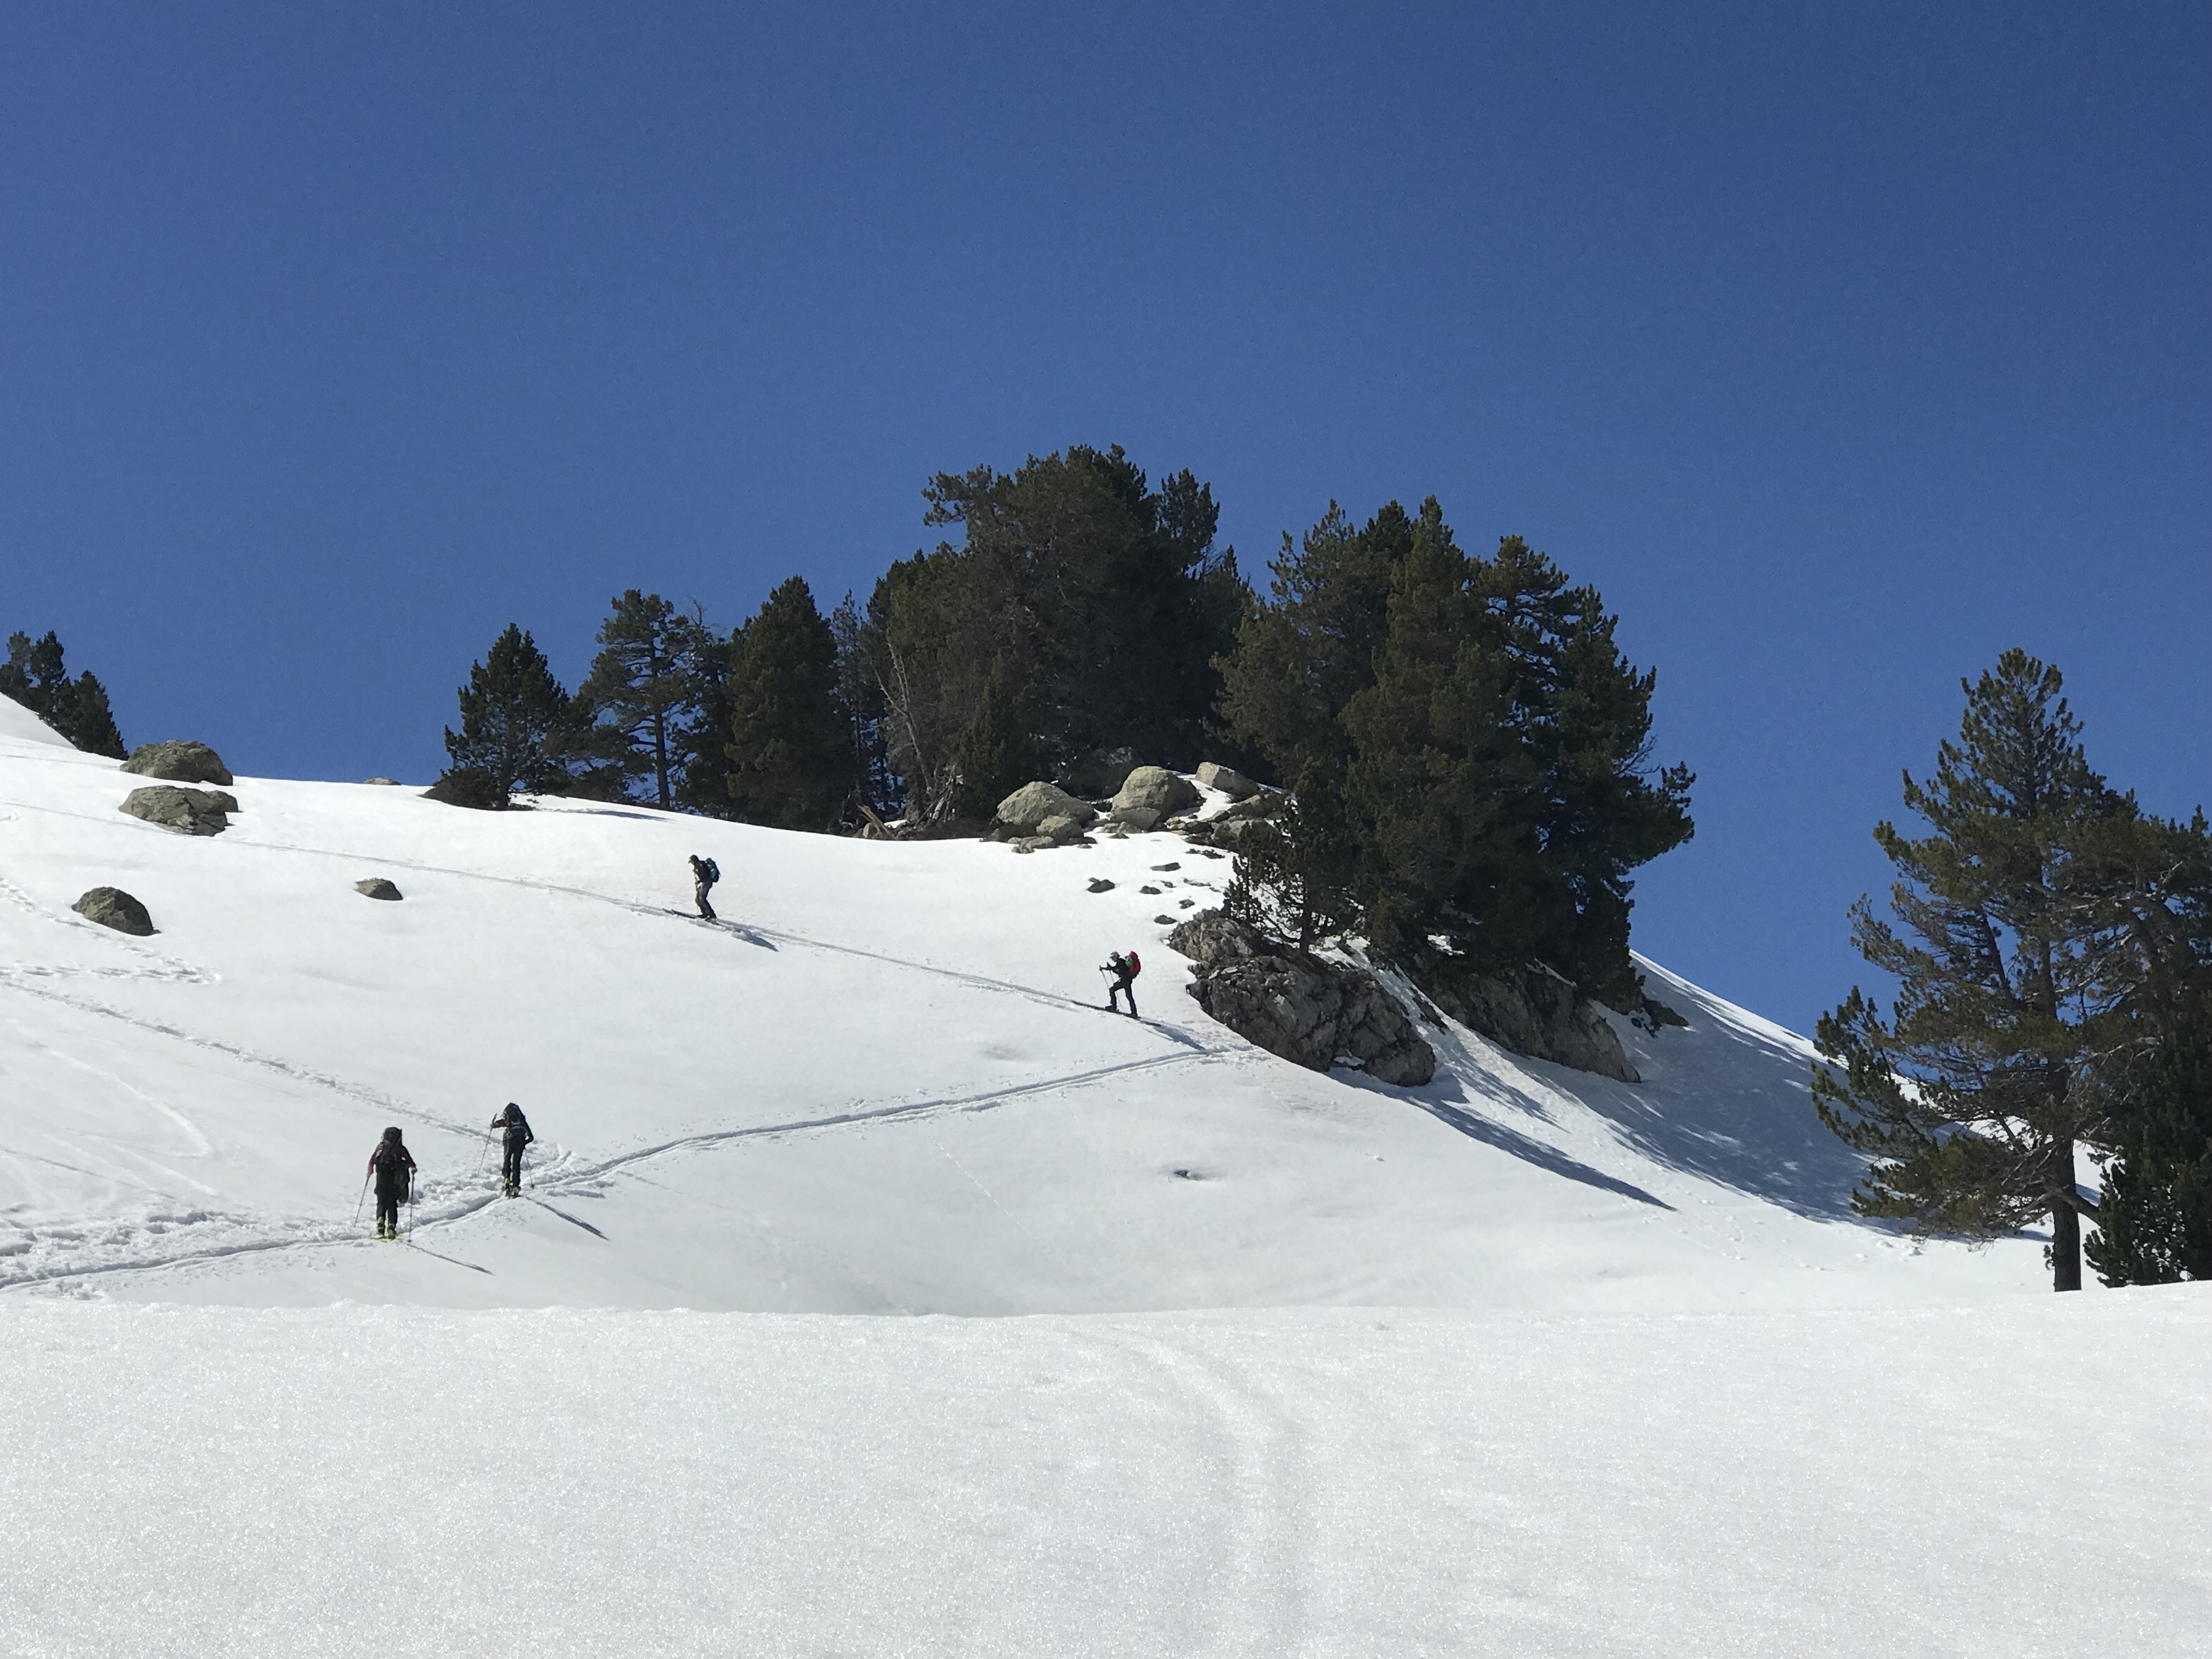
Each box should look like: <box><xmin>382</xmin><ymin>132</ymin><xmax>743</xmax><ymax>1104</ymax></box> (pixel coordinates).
<box><xmin>1125</xmin><ymin>951</ymin><xmax>1141</xmax><ymax>979</ymax></box>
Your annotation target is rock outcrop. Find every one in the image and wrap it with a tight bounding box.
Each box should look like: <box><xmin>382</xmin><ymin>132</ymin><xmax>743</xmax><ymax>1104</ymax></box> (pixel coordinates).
<box><xmin>72</xmin><ymin>887</ymin><xmax>154</xmax><ymax>935</ymax></box>
<box><xmin>1194</xmin><ymin>761</ymin><xmax>1259</xmax><ymax>801</ymax></box>
<box><xmin>1111</xmin><ymin>766</ymin><xmax>1199</xmax><ymax>821</ymax></box>
<box><xmin>356</xmin><ymin>878</ymin><xmax>404</xmax><ymax>901</ymax></box>
<box><xmin>120</xmin><ymin>785</ymin><xmax>234</xmax><ymax>836</ymax></box>
<box><xmin>1168</xmin><ymin>910</ymin><xmax>1436</xmax><ymax>1087</ymax></box>
<box><xmin>1415</xmin><ymin>961</ymin><xmax>1639</xmax><ymax>1083</ymax></box>
<box><xmin>995</xmin><ymin>781</ymin><xmax>1095</xmax><ymax>837</ymax></box>
<box><xmin>122</xmin><ymin>741</ymin><xmax>233</xmax><ymax>786</ymax></box>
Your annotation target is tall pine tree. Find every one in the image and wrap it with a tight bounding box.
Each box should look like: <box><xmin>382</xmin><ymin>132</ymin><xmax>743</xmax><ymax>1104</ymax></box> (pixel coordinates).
<box><xmin>577</xmin><ymin>591</ymin><xmax>716</xmax><ymax>809</ymax></box>
<box><xmin>443</xmin><ymin>624</ymin><xmax>588</xmax><ymax>801</ymax></box>
<box><xmin>724</xmin><ymin>577</ymin><xmax>853</xmax><ymax>831</ymax></box>
<box><xmin>1813</xmin><ymin>651</ymin><xmax>2130</xmax><ymax>1291</ymax></box>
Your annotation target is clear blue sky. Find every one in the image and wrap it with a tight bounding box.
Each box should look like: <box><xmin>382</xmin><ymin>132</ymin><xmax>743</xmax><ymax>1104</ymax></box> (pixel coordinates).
<box><xmin>3</xmin><ymin>2</ymin><xmax>2204</xmax><ymax>1034</ymax></box>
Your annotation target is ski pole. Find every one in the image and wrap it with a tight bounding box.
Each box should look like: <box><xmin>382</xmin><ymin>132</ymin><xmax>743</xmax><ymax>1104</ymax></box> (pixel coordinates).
<box><xmin>353</xmin><ymin>1172</ymin><xmax>370</xmax><ymax>1227</ymax></box>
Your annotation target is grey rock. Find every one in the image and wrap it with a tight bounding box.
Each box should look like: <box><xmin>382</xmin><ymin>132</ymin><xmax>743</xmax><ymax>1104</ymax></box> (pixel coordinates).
<box><xmin>1418</xmin><ymin>961</ymin><xmax>1638</xmax><ymax>1083</ymax></box>
<box><xmin>1218</xmin><ymin>788</ymin><xmax>1286</xmax><ymax>822</ymax></box>
<box><xmin>1138</xmin><ymin>885</ymin><xmax>1162</xmax><ymax>895</ymax></box>
<box><xmin>1210</xmin><ymin>817</ymin><xmax>1280</xmax><ymax>851</ymax></box>
<box><xmin>1036</xmin><ymin>813</ymin><xmax>1087</xmax><ymax>843</ymax></box>
<box><xmin>1169</xmin><ymin>911</ymin><xmax>1435</xmax><ymax>1087</ymax></box>
<box><xmin>1110</xmin><ymin>805</ymin><xmax>1163</xmax><ymax>832</ymax></box>
<box><xmin>1009</xmin><ymin>834</ymin><xmax>1057</xmax><ymax>854</ymax></box>
<box><xmin>1111</xmin><ymin>766</ymin><xmax>1200</xmax><ymax>819</ymax></box>
<box><xmin>996</xmin><ymin>781</ymin><xmax>1096</xmax><ymax>835</ymax></box>
<box><xmin>122</xmin><ymin>741</ymin><xmax>233</xmax><ymax>786</ymax></box>
<box><xmin>1086</xmin><ymin>878</ymin><xmax>1115</xmax><ymax>893</ymax></box>
<box><xmin>1194</xmin><ymin>761</ymin><xmax>1259</xmax><ymax>801</ymax></box>
<box><xmin>1154</xmin><ymin>914</ymin><xmax>1178</xmax><ymax>924</ymax></box>
<box><xmin>120</xmin><ymin>785</ymin><xmax>231</xmax><ymax>837</ymax></box>
<box><xmin>1150</xmin><ymin>862</ymin><xmax>1180</xmax><ymax>872</ymax></box>
<box><xmin>72</xmin><ymin>886</ymin><xmax>153</xmax><ymax>935</ymax></box>
<box><xmin>356</xmin><ymin>878</ymin><xmax>404</xmax><ymax>901</ymax></box>
<box><xmin>364</xmin><ymin>777</ymin><xmax>400</xmax><ymax>786</ymax></box>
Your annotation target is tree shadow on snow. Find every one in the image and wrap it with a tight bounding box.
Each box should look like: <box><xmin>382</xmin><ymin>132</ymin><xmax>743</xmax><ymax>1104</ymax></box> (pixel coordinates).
<box><xmin>1427</xmin><ymin>962</ymin><xmax>1882</xmax><ymax>1226</ymax></box>
<box><xmin>1412</xmin><ymin>1084</ymin><xmax>1674</xmax><ymax>1207</ymax></box>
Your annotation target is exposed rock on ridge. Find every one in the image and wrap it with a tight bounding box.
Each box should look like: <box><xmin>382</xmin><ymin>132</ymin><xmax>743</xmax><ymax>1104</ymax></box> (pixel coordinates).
<box><xmin>1168</xmin><ymin>910</ymin><xmax>1436</xmax><ymax>1087</ymax></box>
<box><xmin>122</xmin><ymin>741</ymin><xmax>233</xmax><ymax>786</ymax></box>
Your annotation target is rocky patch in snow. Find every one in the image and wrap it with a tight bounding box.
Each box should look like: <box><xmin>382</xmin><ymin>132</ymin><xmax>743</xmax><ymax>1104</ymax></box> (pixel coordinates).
<box><xmin>72</xmin><ymin>885</ymin><xmax>154</xmax><ymax>935</ymax></box>
<box><xmin>1169</xmin><ymin>910</ymin><xmax>1436</xmax><ymax>1087</ymax></box>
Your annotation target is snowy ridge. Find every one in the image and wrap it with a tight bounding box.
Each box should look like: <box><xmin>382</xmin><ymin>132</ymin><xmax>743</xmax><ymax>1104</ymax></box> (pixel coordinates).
<box><xmin>0</xmin><ymin>726</ymin><xmax>2052</xmax><ymax>1309</ymax></box>
<box><xmin>4</xmin><ymin>728</ymin><xmax>2202</xmax><ymax>1658</ymax></box>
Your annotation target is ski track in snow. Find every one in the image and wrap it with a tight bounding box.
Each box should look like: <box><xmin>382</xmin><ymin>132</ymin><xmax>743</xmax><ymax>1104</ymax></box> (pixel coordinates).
<box><xmin>0</xmin><ymin>794</ymin><xmax>1238</xmax><ymax>1288</ymax></box>
<box><xmin>1</xmin><ymin>1046</ymin><xmax>1238</xmax><ymax>1291</ymax></box>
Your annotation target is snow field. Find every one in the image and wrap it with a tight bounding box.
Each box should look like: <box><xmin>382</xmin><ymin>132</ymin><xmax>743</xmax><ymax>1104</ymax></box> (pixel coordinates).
<box><xmin>2</xmin><ymin>1293</ymin><xmax>2205</xmax><ymax>1659</ymax></box>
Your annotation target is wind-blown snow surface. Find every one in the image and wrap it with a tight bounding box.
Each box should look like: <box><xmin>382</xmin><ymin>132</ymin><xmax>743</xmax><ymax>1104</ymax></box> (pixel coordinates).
<box><xmin>2</xmin><ymin>717</ymin><xmax>2203</xmax><ymax>1655</ymax></box>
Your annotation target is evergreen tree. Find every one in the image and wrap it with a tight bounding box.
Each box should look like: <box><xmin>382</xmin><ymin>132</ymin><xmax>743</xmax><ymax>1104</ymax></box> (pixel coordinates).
<box><xmin>1215</xmin><ymin>500</ymin><xmax>1412</xmax><ymax>788</ymax></box>
<box><xmin>1221</xmin><ymin>786</ymin><xmax>1359</xmax><ymax>952</ymax></box>
<box><xmin>1341</xmin><ymin>505</ymin><xmax>1694</xmax><ymax>1003</ymax></box>
<box><xmin>1812</xmin><ymin>651</ymin><xmax>2132</xmax><ymax>1291</ymax></box>
<box><xmin>851</xmin><ymin>444</ymin><xmax>1249</xmax><ymax>822</ymax></box>
<box><xmin>830</xmin><ymin>591</ymin><xmax>895</xmax><ymax>819</ymax></box>
<box><xmin>2</xmin><ymin>630</ymin><xmax>126</xmax><ymax>757</ymax></box>
<box><xmin>2083</xmin><ymin>809</ymin><xmax>2212</xmax><ymax>1284</ymax></box>
<box><xmin>724</xmin><ymin>577</ymin><xmax>851</xmax><ymax>831</ymax></box>
<box><xmin>950</xmin><ymin>654</ymin><xmax>1035</xmax><ymax>821</ymax></box>
<box><xmin>443</xmin><ymin>624</ymin><xmax>588</xmax><ymax>800</ymax></box>
<box><xmin>2089</xmin><ymin>1022</ymin><xmax>2212</xmax><ymax>1284</ymax></box>
<box><xmin>576</xmin><ymin>591</ymin><xmax>715</xmax><ymax>809</ymax></box>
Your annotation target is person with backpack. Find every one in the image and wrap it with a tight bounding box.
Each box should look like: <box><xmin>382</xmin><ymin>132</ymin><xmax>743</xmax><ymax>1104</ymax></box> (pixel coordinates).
<box><xmin>366</xmin><ymin>1126</ymin><xmax>415</xmax><ymax>1240</ymax></box>
<box><xmin>689</xmin><ymin>853</ymin><xmax>719</xmax><ymax>921</ymax></box>
<box><xmin>1103</xmin><ymin>949</ymin><xmax>1142</xmax><ymax>1018</ymax></box>
<box><xmin>490</xmin><ymin>1102</ymin><xmax>534</xmax><ymax>1197</ymax></box>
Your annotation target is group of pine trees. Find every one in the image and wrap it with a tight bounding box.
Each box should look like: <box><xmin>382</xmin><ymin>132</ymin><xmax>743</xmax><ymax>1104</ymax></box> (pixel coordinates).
<box><xmin>441</xmin><ymin>458</ymin><xmax>1695</xmax><ymax>1034</ymax></box>
<box><xmin>1813</xmin><ymin>651</ymin><xmax>2212</xmax><ymax>1291</ymax></box>
<box><xmin>0</xmin><ymin>631</ymin><xmax>125</xmax><ymax>757</ymax></box>
<box><xmin>1214</xmin><ymin>499</ymin><xmax>1695</xmax><ymax>1009</ymax></box>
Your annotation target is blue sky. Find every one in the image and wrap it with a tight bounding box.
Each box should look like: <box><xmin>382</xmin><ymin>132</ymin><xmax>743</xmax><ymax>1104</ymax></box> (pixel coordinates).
<box><xmin>2</xmin><ymin>2</ymin><xmax>2204</xmax><ymax>1034</ymax></box>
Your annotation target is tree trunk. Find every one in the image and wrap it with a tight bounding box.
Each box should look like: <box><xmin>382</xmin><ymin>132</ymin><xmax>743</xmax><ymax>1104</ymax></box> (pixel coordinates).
<box><xmin>2051</xmin><ymin>1141</ymin><xmax>2083</xmax><ymax>1291</ymax></box>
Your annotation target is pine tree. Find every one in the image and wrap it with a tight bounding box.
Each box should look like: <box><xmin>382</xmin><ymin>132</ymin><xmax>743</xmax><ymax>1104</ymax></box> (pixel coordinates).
<box><xmin>2089</xmin><ymin>1022</ymin><xmax>2212</xmax><ymax>1284</ymax></box>
<box><xmin>1812</xmin><ymin>651</ymin><xmax>2131</xmax><ymax>1292</ymax></box>
<box><xmin>2083</xmin><ymin>809</ymin><xmax>2212</xmax><ymax>1284</ymax></box>
<box><xmin>443</xmin><ymin>624</ymin><xmax>587</xmax><ymax>800</ymax></box>
<box><xmin>950</xmin><ymin>654</ymin><xmax>1034</xmax><ymax>821</ymax></box>
<box><xmin>576</xmin><ymin>591</ymin><xmax>715</xmax><ymax>809</ymax></box>
<box><xmin>1214</xmin><ymin>500</ymin><xmax>1411</xmax><ymax>788</ymax></box>
<box><xmin>1340</xmin><ymin>505</ymin><xmax>1692</xmax><ymax>1002</ymax></box>
<box><xmin>1221</xmin><ymin>785</ymin><xmax>1359</xmax><ymax>952</ymax></box>
<box><xmin>2</xmin><ymin>631</ymin><xmax>127</xmax><ymax>757</ymax></box>
<box><xmin>724</xmin><ymin>577</ymin><xmax>852</xmax><ymax>831</ymax></box>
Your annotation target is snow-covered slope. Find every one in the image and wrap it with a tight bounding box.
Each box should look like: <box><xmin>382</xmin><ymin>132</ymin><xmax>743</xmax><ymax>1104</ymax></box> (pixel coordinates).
<box><xmin>0</xmin><ymin>726</ymin><xmax>2048</xmax><ymax>1308</ymax></box>
<box><xmin>8</xmin><ymin>727</ymin><xmax>2200</xmax><ymax>1658</ymax></box>
<box><xmin>0</xmin><ymin>693</ymin><xmax>74</xmax><ymax>748</ymax></box>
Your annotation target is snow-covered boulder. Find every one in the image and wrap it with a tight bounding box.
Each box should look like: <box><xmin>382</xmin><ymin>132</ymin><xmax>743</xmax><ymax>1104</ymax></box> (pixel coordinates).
<box><xmin>122</xmin><ymin>740</ymin><xmax>234</xmax><ymax>786</ymax></box>
<box><xmin>72</xmin><ymin>886</ymin><xmax>154</xmax><ymax>935</ymax></box>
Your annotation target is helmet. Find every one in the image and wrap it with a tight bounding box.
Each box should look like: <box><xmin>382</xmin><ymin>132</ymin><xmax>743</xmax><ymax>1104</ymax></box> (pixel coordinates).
<box><xmin>382</xmin><ymin>1126</ymin><xmax>402</xmax><ymax>1142</ymax></box>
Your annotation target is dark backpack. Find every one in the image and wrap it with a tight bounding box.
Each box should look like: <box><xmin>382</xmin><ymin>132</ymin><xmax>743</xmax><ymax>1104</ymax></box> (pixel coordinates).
<box><xmin>371</xmin><ymin>1140</ymin><xmax>409</xmax><ymax>1184</ymax></box>
<box><xmin>503</xmin><ymin>1107</ymin><xmax>533</xmax><ymax>1143</ymax></box>
<box><xmin>699</xmin><ymin>857</ymin><xmax>720</xmax><ymax>884</ymax></box>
